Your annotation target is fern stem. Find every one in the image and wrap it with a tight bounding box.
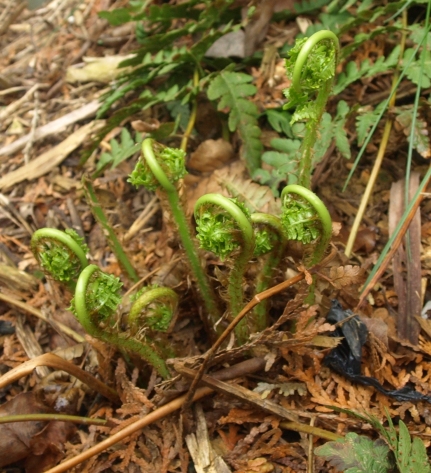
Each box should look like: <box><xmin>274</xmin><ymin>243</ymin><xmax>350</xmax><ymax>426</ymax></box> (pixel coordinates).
<box><xmin>290</xmin><ymin>30</ymin><xmax>339</xmax><ymax>189</ymax></box>
<box><xmin>298</xmin><ymin>79</ymin><xmax>333</xmax><ymax>189</ymax></box>
<box><xmin>82</xmin><ymin>176</ymin><xmax>139</xmax><ymax>283</ymax></box>
<box><xmin>194</xmin><ymin>194</ymin><xmax>255</xmax><ymax>344</ymax></box>
<box><xmin>74</xmin><ymin>264</ymin><xmax>170</xmax><ymax>379</ymax></box>
<box><xmin>250</xmin><ymin>213</ymin><xmax>287</xmax><ymax>332</ymax></box>
<box><xmin>139</xmin><ymin>139</ymin><xmax>222</xmax><ymax>331</ymax></box>
<box><xmin>0</xmin><ymin>414</ymin><xmax>107</xmax><ymax>426</ymax></box>
<box><xmin>180</xmin><ymin>68</ymin><xmax>199</xmax><ymax>152</ymax></box>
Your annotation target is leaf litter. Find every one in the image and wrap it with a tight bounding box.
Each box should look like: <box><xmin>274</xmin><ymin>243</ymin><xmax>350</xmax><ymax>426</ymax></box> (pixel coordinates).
<box><xmin>1</xmin><ymin>0</ymin><xmax>431</xmax><ymax>472</ymax></box>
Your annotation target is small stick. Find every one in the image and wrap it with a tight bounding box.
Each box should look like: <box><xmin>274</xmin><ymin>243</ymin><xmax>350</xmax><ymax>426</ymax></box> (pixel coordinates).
<box><xmin>0</xmin><ymin>414</ymin><xmax>107</xmax><ymax>426</ymax></box>
<box><xmin>356</xmin><ymin>188</ymin><xmax>428</xmax><ymax>309</ymax></box>
<box><xmin>0</xmin><ymin>353</ymin><xmax>118</xmax><ymax>403</ymax></box>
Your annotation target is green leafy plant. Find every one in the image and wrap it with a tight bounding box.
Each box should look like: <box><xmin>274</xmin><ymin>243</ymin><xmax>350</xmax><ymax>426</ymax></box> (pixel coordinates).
<box><xmin>283</xmin><ymin>29</ymin><xmax>339</xmax><ymax>189</ymax></box>
<box><xmin>315</xmin><ymin>432</ymin><xmax>393</xmax><ymax>472</ymax></box>
<box><xmin>207</xmin><ymin>70</ymin><xmax>262</xmax><ymax>175</ymax></box>
<box><xmin>129</xmin><ymin>138</ymin><xmax>222</xmax><ymax>329</ymax></box>
<box><xmin>194</xmin><ymin>193</ymin><xmax>255</xmax><ymax>345</ymax></box>
<box><xmin>72</xmin><ymin>265</ymin><xmax>177</xmax><ymax>379</ymax></box>
<box><xmin>262</xmin><ymin>31</ymin><xmax>336</xmax><ymax>274</ymax></box>
<box><xmin>94</xmin><ymin>128</ymin><xmax>142</xmax><ymax>178</ymax></box>
<box><xmin>31</xmin><ymin>230</ymin><xmax>178</xmax><ymax>379</ymax></box>
<box><xmin>315</xmin><ymin>410</ymin><xmax>431</xmax><ymax>473</ymax></box>
<box><xmin>281</xmin><ymin>185</ymin><xmax>332</xmax><ymax>267</ymax></box>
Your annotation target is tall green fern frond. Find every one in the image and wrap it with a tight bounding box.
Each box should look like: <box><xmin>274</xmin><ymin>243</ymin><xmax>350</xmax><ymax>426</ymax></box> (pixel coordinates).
<box><xmin>334</xmin><ymin>45</ymin><xmax>400</xmax><ymax>94</ymax></box>
<box><xmin>207</xmin><ymin>70</ymin><xmax>262</xmax><ymax>174</ymax></box>
<box><xmin>94</xmin><ymin>128</ymin><xmax>142</xmax><ymax>178</ymax></box>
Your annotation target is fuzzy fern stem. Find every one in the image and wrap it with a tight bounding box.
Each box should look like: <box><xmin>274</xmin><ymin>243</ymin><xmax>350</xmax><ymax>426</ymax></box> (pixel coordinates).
<box><xmin>129</xmin><ymin>138</ymin><xmax>221</xmax><ymax>332</ymax></box>
<box><xmin>72</xmin><ymin>264</ymin><xmax>171</xmax><ymax>379</ymax></box>
<box><xmin>82</xmin><ymin>176</ymin><xmax>139</xmax><ymax>283</ymax></box>
<box><xmin>31</xmin><ymin>228</ymin><xmax>89</xmax><ymax>291</ymax></box>
<box><xmin>250</xmin><ymin>213</ymin><xmax>287</xmax><ymax>332</ymax></box>
<box><xmin>194</xmin><ymin>194</ymin><xmax>255</xmax><ymax>345</ymax></box>
<box><xmin>284</xmin><ymin>30</ymin><xmax>339</xmax><ymax>189</ymax></box>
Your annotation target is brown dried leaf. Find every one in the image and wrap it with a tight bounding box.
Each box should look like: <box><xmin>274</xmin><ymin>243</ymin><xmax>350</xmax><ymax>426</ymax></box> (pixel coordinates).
<box><xmin>0</xmin><ymin>392</ymin><xmax>75</xmax><ymax>471</ymax></box>
<box><xmin>219</xmin><ymin>409</ymin><xmax>274</xmax><ymax>426</ymax></box>
<box><xmin>242</xmin><ymin>456</ymin><xmax>275</xmax><ymax>472</ymax></box>
<box><xmin>215</xmin><ymin>165</ymin><xmax>280</xmax><ymax>214</ymax></box>
<box><xmin>360</xmin><ymin>315</ymin><xmax>389</xmax><ymax>348</ymax></box>
<box><xmin>188</xmin><ymin>139</ymin><xmax>234</xmax><ymax>173</ymax></box>
<box><xmin>131</xmin><ymin>118</ymin><xmax>160</xmax><ymax>132</ymax></box>
<box><xmin>329</xmin><ymin>265</ymin><xmax>365</xmax><ymax>289</ymax></box>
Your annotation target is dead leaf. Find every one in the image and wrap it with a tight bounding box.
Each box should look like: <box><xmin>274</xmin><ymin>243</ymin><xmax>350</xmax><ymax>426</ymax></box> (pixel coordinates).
<box><xmin>185</xmin><ymin>404</ymin><xmax>231</xmax><ymax>473</ymax></box>
<box><xmin>332</xmin><ymin>221</ymin><xmax>342</xmax><ymax>237</ymax></box>
<box><xmin>215</xmin><ymin>163</ymin><xmax>280</xmax><ymax>214</ymax></box>
<box><xmin>360</xmin><ymin>315</ymin><xmax>389</xmax><ymax>348</ymax></box>
<box><xmin>188</xmin><ymin>139</ymin><xmax>234</xmax><ymax>173</ymax></box>
<box><xmin>131</xmin><ymin>118</ymin><xmax>160</xmax><ymax>132</ymax></box>
<box><xmin>205</xmin><ymin>30</ymin><xmax>246</xmax><ymax>58</ymax></box>
<box><xmin>66</xmin><ymin>55</ymin><xmax>134</xmax><ymax>83</ymax></box>
<box><xmin>243</xmin><ymin>457</ymin><xmax>274</xmax><ymax>472</ymax></box>
<box><xmin>329</xmin><ymin>265</ymin><xmax>365</xmax><ymax>289</ymax></box>
<box><xmin>0</xmin><ymin>392</ymin><xmax>75</xmax><ymax>471</ymax></box>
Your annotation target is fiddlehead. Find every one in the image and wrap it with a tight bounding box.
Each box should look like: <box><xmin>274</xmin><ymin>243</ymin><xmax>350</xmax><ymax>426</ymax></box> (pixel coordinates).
<box><xmin>128</xmin><ymin>286</ymin><xmax>178</xmax><ymax>335</ymax></box>
<box><xmin>31</xmin><ymin>228</ymin><xmax>89</xmax><ymax>289</ymax></box>
<box><xmin>128</xmin><ymin>286</ymin><xmax>178</xmax><ymax>360</ymax></box>
<box><xmin>194</xmin><ymin>194</ymin><xmax>255</xmax><ymax>345</ymax></box>
<box><xmin>129</xmin><ymin>139</ymin><xmax>187</xmax><ymax>192</ymax></box>
<box><xmin>129</xmin><ymin>138</ymin><xmax>221</xmax><ymax>333</ymax></box>
<box><xmin>250</xmin><ymin>213</ymin><xmax>287</xmax><ymax>332</ymax></box>
<box><xmin>71</xmin><ymin>265</ymin><xmax>171</xmax><ymax>379</ymax></box>
<box><xmin>283</xmin><ymin>30</ymin><xmax>339</xmax><ymax>189</ymax></box>
<box><xmin>281</xmin><ymin>185</ymin><xmax>332</xmax><ymax>267</ymax></box>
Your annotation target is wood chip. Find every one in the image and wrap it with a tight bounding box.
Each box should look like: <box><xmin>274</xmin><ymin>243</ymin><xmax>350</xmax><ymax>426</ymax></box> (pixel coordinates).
<box><xmin>0</xmin><ymin>100</ymin><xmax>101</xmax><ymax>158</ymax></box>
<box><xmin>0</xmin><ymin>120</ymin><xmax>105</xmax><ymax>190</ymax></box>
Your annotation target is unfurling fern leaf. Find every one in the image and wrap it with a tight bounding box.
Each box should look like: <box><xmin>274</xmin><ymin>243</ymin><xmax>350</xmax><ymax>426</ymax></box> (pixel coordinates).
<box><xmin>207</xmin><ymin>70</ymin><xmax>262</xmax><ymax>175</ymax></box>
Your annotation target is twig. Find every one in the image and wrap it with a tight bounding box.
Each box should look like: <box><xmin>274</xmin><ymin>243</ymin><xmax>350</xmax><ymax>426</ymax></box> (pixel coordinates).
<box><xmin>0</xmin><ymin>414</ymin><xmax>107</xmax><ymax>426</ymax></box>
<box><xmin>123</xmin><ymin>195</ymin><xmax>159</xmax><ymax>242</ymax></box>
<box><xmin>0</xmin><ymin>121</ymin><xmax>106</xmax><ymax>190</ymax></box>
<box><xmin>0</xmin><ymin>83</ymin><xmax>40</xmax><ymax>124</ymax></box>
<box><xmin>0</xmin><ymin>353</ymin><xmax>119</xmax><ymax>404</ymax></box>
<box><xmin>23</xmin><ymin>89</ymin><xmax>40</xmax><ymax>164</ymax></box>
<box><xmin>356</xmin><ymin>172</ymin><xmax>431</xmax><ymax>309</ymax></box>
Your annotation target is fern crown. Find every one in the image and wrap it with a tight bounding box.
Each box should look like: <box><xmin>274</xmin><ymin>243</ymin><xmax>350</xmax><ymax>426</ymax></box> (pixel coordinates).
<box><xmin>129</xmin><ymin>142</ymin><xmax>187</xmax><ymax>191</ymax></box>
